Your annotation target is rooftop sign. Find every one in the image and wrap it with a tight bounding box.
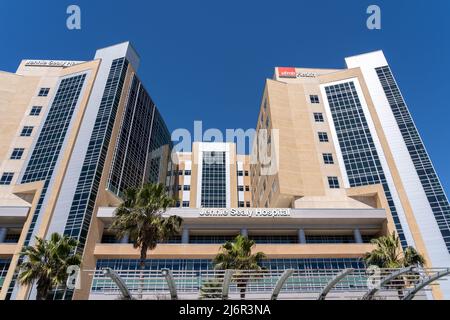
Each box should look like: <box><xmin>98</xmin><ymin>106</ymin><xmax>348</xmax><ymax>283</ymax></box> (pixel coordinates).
<box><xmin>24</xmin><ymin>60</ymin><xmax>83</xmax><ymax>68</ymax></box>
<box><xmin>199</xmin><ymin>208</ymin><xmax>291</xmax><ymax>218</ymax></box>
<box><xmin>278</xmin><ymin>67</ymin><xmax>318</xmax><ymax>79</ymax></box>
<box><xmin>277</xmin><ymin>67</ymin><xmax>297</xmax><ymax>78</ymax></box>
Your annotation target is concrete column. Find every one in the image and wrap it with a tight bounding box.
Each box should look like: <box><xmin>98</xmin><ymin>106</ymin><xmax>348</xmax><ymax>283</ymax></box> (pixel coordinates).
<box><xmin>182</xmin><ymin>228</ymin><xmax>189</xmax><ymax>244</ymax></box>
<box><xmin>298</xmin><ymin>229</ymin><xmax>306</xmax><ymax>244</ymax></box>
<box><xmin>120</xmin><ymin>234</ymin><xmax>129</xmax><ymax>244</ymax></box>
<box><xmin>354</xmin><ymin>229</ymin><xmax>363</xmax><ymax>244</ymax></box>
<box><xmin>0</xmin><ymin>227</ymin><xmax>7</xmax><ymax>243</ymax></box>
<box><xmin>240</xmin><ymin>228</ymin><xmax>248</xmax><ymax>238</ymax></box>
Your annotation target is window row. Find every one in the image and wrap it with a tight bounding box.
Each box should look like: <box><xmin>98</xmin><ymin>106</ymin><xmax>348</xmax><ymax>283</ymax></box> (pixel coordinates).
<box><xmin>0</xmin><ymin>172</ymin><xmax>14</xmax><ymax>185</ymax></box>
<box><xmin>237</xmin><ymin>170</ymin><xmax>249</xmax><ymax>177</ymax></box>
<box><xmin>10</xmin><ymin>148</ymin><xmax>25</xmax><ymax>160</ymax></box>
<box><xmin>38</xmin><ymin>87</ymin><xmax>50</xmax><ymax>97</ymax></box>
<box><xmin>175</xmin><ymin>201</ymin><xmax>190</xmax><ymax>207</ymax></box>
<box><xmin>20</xmin><ymin>126</ymin><xmax>34</xmax><ymax>137</ymax></box>
<box><xmin>238</xmin><ymin>201</ymin><xmax>251</xmax><ymax>208</ymax></box>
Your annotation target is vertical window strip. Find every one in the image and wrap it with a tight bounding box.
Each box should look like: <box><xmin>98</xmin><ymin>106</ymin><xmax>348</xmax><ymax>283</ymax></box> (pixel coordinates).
<box><xmin>325</xmin><ymin>81</ymin><xmax>408</xmax><ymax>249</ymax></box>
<box><xmin>376</xmin><ymin>66</ymin><xmax>450</xmax><ymax>252</ymax></box>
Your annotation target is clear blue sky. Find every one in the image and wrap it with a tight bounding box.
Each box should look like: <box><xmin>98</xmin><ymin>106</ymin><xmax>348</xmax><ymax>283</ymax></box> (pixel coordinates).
<box><xmin>1</xmin><ymin>0</ymin><xmax>449</xmax><ymax>192</ymax></box>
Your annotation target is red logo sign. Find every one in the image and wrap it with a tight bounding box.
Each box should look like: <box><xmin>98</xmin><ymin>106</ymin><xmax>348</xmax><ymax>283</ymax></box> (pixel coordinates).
<box><xmin>278</xmin><ymin>67</ymin><xmax>297</xmax><ymax>78</ymax></box>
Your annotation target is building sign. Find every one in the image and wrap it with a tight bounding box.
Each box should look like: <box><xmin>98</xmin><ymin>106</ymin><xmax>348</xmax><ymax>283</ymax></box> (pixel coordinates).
<box><xmin>24</xmin><ymin>60</ymin><xmax>83</xmax><ymax>68</ymax></box>
<box><xmin>297</xmin><ymin>71</ymin><xmax>317</xmax><ymax>78</ymax></box>
<box><xmin>199</xmin><ymin>208</ymin><xmax>291</xmax><ymax>218</ymax></box>
<box><xmin>278</xmin><ymin>67</ymin><xmax>297</xmax><ymax>78</ymax></box>
<box><xmin>278</xmin><ymin>67</ymin><xmax>318</xmax><ymax>79</ymax></box>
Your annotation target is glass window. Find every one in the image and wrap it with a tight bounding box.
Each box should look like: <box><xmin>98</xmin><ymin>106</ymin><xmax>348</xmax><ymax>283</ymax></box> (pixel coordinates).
<box><xmin>201</xmin><ymin>151</ymin><xmax>226</xmax><ymax>208</ymax></box>
<box><xmin>238</xmin><ymin>186</ymin><xmax>244</xmax><ymax>192</ymax></box>
<box><xmin>325</xmin><ymin>80</ymin><xmax>409</xmax><ymax>248</ymax></box>
<box><xmin>10</xmin><ymin>148</ymin><xmax>25</xmax><ymax>160</ymax></box>
<box><xmin>182</xmin><ymin>201</ymin><xmax>190</xmax><ymax>207</ymax></box>
<box><xmin>20</xmin><ymin>126</ymin><xmax>33</xmax><ymax>137</ymax></box>
<box><xmin>183</xmin><ymin>185</ymin><xmax>190</xmax><ymax>191</ymax></box>
<box><xmin>237</xmin><ymin>170</ymin><xmax>243</xmax><ymax>176</ymax></box>
<box><xmin>38</xmin><ymin>88</ymin><xmax>50</xmax><ymax>97</ymax></box>
<box><xmin>310</xmin><ymin>95</ymin><xmax>320</xmax><ymax>104</ymax></box>
<box><xmin>29</xmin><ymin>106</ymin><xmax>42</xmax><ymax>116</ymax></box>
<box><xmin>327</xmin><ymin>176</ymin><xmax>340</xmax><ymax>189</ymax></box>
<box><xmin>238</xmin><ymin>201</ymin><xmax>245</xmax><ymax>208</ymax></box>
<box><xmin>0</xmin><ymin>172</ymin><xmax>14</xmax><ymax>185</ymax></box>
<box><xmin>318</xmin><ymin>132</ymin><xmax>329</xmax><ymax>142</ymax></box>
<box><xmin>184</xmin><ymin>170</ymin><xmax>191</xmax><ymax>176</ymax></box>
<box><xmin>314</xmin><ymin>113</ymin><xmax>324</xmax><ymax>122</ymax></box>
<box><xmin>323</xmin><ymin>153</ymin><xmax>334</xmax><ymax>164</ymax></box>
<box><xmin>245</xmin><ymin>201</ymin><xmax>250</xmax><ymax>207</ymax></box>
<box><xmin>376</xmin><ymin>66</ymin><xmax>450</xmax><ymax>251</ymax></box>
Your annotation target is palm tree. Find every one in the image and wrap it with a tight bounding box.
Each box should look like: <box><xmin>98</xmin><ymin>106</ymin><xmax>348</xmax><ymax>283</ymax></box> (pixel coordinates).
<box><xmin>213</xmin><ymin>235</ymin><xmax>266</xmax><ymax>299</ymax></box>
<box><xmin>200</xmin><ymin>279</ymin><xmax>223</xmax><ymax>299</ymax></box>
<box><xmin>363</xmin><ymin>232</ymin><xmax>425</xmax><ymax>299</ymax></box>
<box><xmin>18</xmin><ymin>233</ymin><xmax>81</xmax><ymax>300</ymax></box>
<box><xmin>110</xmin><ymin>183</ymin><xmax>182</xmax><ymax>299</ymax></box>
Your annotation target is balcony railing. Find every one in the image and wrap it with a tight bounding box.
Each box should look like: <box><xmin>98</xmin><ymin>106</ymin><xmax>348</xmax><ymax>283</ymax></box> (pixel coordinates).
<box><xmin>88</xmin><ymin>267</ymin><xmax>450</xmax><ymax>300</ymax></box>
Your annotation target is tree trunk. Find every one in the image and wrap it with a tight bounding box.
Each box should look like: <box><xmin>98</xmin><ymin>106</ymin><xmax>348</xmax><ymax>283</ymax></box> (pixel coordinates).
<box><xmin>36</xmin><ymin>279</ymin><xmax>51</xmax><ymax>300</ymax></box>
<box><xmin>396</xmin><ymin>277</ymin><xmax>406</xmax><ymax>300</ymax></box>
<box><xmin>138</xmin><ymin>246</ymin><xmax>147</xmax><ymax>300</ymax></box>
<box><xmin>36</xmin><ymin>288</ymin><xmax>47</xmax><ymax>301</ymax></box>
<box><xmin>238</xmin><ymin>280</ymin><xmax>247</xmax><ymax>300</ymax></box>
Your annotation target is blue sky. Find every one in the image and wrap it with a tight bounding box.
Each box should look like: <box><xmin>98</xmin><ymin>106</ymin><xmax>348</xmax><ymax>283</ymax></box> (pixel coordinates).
<box><xmin>1</xmin><ymin>0</ymin><xmax>449</xmax><ymax>191</ymax></box>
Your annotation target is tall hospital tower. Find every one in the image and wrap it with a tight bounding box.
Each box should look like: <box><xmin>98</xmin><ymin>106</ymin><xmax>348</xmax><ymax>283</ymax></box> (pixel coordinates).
<box><xmin>252</xmin><ymin>51</ymin><xmax>450</xmax><ymax>297</ymax></box>
<box><xmin>0</xmin><ymin>44</ymin><xmax>449</xmax><ymax>300</ymax></box>
<box><xmin>0</xmin><ymin>43</ymin><xmax>172</xmax><ymax>299</ymax></box>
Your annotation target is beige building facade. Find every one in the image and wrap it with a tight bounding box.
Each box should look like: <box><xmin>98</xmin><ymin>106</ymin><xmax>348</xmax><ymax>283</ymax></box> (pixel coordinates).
<box><xmin>251</xmin><ymin>51</ymin><xmax>450</xmax><ymax>298</ymax></box>
<box><xmin>0</xmin><ymin>43</ymin><xmax>172</xmax><ymax>300</ymax></box>
<box><xmin>0</xmin><ymin>46</ymin><xmax>448</xmax><ymax>300</ymax></box>
<box><xmin>171</xmin><ymin>142</ymin><xmax>252</xmax><ymax>209</ymax></box>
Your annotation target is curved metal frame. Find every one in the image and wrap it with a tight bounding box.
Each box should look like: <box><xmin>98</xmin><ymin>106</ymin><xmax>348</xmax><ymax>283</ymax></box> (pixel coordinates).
<box><xmin>362</xmin><ymin>266</ymin><xmax>416</xmax><ymax>300</ymax></box>
<box><xmin>402</xmin><ymin>269</ymin><xmax>450</xmax><ymax>300</ymax></box>
<box><xmin>161</xmin><ymin>268</ymin><xmax>178</xmax><ymax>300</ymax></box>
<box><xmin>271</xmin><ymin>269</ymin><xmax>295</xmax><ymax>300</ymax></box>
<box><xmin>221</xmin><ymin>269</ymin><xmax>234</xmax><ymax>300</ymax></box>
<box><xmin>317</xmin><ymin>268</ymin><xmax>354</xmax><ymax>300</ymax></box>
<box><xmin>91</xmin><ymin>267</ymin><xmax>450</xmax><ymax>300</ymax></box>
<box><xmin>102</xmin><ymin>267</ymin><xmax>133</xmax><ymax>300</ymax></box>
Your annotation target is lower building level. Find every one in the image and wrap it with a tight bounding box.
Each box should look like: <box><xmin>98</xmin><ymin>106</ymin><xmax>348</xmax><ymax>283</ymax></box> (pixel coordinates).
<box><xmin>1</xmin><ymin>182</ymin><xmax>449</xmax><ymax>300</ymax></box>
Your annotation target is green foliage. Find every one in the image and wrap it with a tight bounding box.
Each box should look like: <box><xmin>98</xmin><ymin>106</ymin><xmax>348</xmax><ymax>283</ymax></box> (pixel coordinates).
<box><xmin>212</xmin><ymin>235</ymin><xmax>266</xmax><ymax>299</ymax></box>
<box><xmin>110</xmin><ymin>183</ymin><xmax>182</xmax><ymax>268</ymax></box>
<box><xmin>213</xmin><ymin>235</ymin><xmax>266</xmax><ymax>271</ymax></box>
<box><xmin>363</xmin><ymin>232</ymin><xmax>426</xmax><ymax>268</ymax></box>
<box><xmin>200</xmin><ymin>279</ymin><xmax>223</xmax><ymax>299</ymax></box>
<box><xmin>363</xmin><ymin>232</ymin><xmax>426</xmax><ymax>299</ymax></box>
<box><xmin>18</xmin><ymin>233</ymin><xmax>81</xmax><ymax>300</ymax></box>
